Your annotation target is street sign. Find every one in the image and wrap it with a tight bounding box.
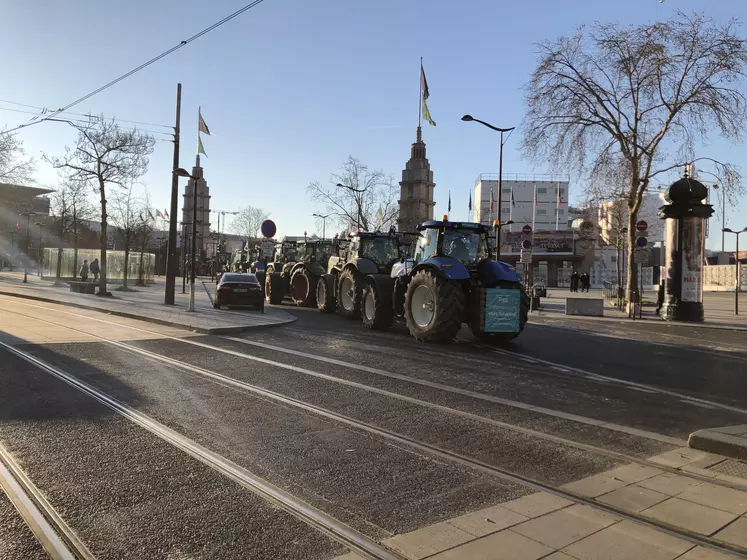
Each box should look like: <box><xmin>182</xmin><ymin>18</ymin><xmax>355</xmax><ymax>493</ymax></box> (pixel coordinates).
<box><xmin>520</xmin><ymin>249</ymin><xmax>532</xmax><ymax>264</ymax></box>
<box><xmin>521</xmin><ymin>239</ymin><xmax>532</xmax><ymax>250</ymax></box>
<box><xmin>636</xmin><ymin>220</ymin><xmax>648</xmax><ymax>232</ymax></box>
<box><xmin>522</xmin><ymin>225</ymin><xmax>532</xmax><ymax>235</ymax></box>
<box><xmin>260</xmin><ymin>238</ymin><xmax>275</xmax><ymax>258</ymax></box>
<box><xmin>636</xmin><ymin>236</ymin><xmax>648</xmax><ymax>248</ymax></box>
<box><xmin>634</xmin><ymin>247</ymin><xmax>649</xmax><ymax>264</ymax></box>
<box><xmin>261</xmin><ymin>220</ymin><xmax>277</xmax><ymax>238</ymax></box>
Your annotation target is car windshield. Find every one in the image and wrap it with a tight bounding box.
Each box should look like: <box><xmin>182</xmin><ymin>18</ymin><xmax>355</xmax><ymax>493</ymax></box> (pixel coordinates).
<box><xmin>442</xmin><ymin>230</ymin><xmax>489</xmax><ymax>265</ymax></box>
<box><xmin>361</xmin><ymin>237</ymin><xmax>399</xmax><ymax>264</ymax></box>
<box><xmin>220</xmin><ymin>273</ymin><xmax>258</xmax><ymax>284</ymax></box>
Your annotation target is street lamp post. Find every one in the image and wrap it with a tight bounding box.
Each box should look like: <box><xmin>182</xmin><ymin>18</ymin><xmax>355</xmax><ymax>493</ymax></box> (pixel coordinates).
<box><xmin>20</xmin><ymin>211</ymin><xmax>36</xmax><ymax>283</ymax></box>
<box><xmin>173</xmin><ymin>168</ymin><xmax>200</xmax><ymax>312</ymax></box>
<box><xmin>313</xmin><ymin>213</ymin><xmax>331</xmax><ymax>239</ymax></box>
<box><xmin>336</xmin><ymin>183</ymin><xmax>365</xmax><ymax>230</ymax></box>
<box><xmin>35</xmin><ymin>222</ymin><xmax>44</xmax><ymax>277</ymax></box>
<box><xmin>156</xmin><ymin>236</ymin><xmax>165</xmax><ymax>276</ymax></box>
<box><xmin>712</xmin><ymin>184</ymin><xmax>727</xmax><ymax>253</ymax></box>
<box><xmin>723</xmin><ymin>227</ymin><xmax>746</xmax><ymax>315</ymax></box>
<box><xmin>461</xmin><ymin>115</ymin><xmax>515</xmax><ymax>262</ymax></box>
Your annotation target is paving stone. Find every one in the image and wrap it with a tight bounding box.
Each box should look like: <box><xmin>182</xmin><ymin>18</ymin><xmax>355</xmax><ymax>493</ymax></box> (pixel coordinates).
<box><xmin>446</xmin><ymin>504</ymin><xmax>529</xmax><ymax>537</ymax></box>
<box><xmin>500</xmin><ymin>492</ymin><xmax>574</xmax><ymax>518</ymax></box>
<box><xmin>597</xmin><ymin>484</ymin><xmax>669</xmax><ymax>513</ymax></box>
<box><xmin>637</xmin><ymin>473</ymin><xmax>703</xmax><ymax>496</ymax></box>
<box><xmin>677</xmin><ymin>482</ymin><xmax>747</xmax><ymax>515</ymax></box>
<box><xmin>561</xmin><ymin>473</ymin><xmax>628</xmax><ymax>498</ymax></box>
<box><xmin>641</xmin><ymin>497</ymin><xmax>736</xmax><ymax>535</ymax></box>
<box><xmin>383</xmin><ymin>521</ymin><xmax>474</xmax><ymax>559</ymax></box>
<box><xmin>649</xmin><ymin>448</ymin><xmax>710</xmax><ymax>468</ymax></box>
<box><xmin>429</xmin><ymin>529</ymin><xmax>553</xmax><ymax>560</ymax></box>
<box><xmin>678</xmin><ymin>546</ymin><xmax>743</xmax><ymax>559</ymax></box>
<box><xmin>512</xmin><ymin>504</ymin><xmax>620</xmax><ymax>549</ymax></box>
<box><xmin>332</xmin><ymin>554</ymin><xmax>367</xmax><ymax>560</ymax></box>
<box><xmin>542</xmin><ymin>554</ymin><xmax>578</xmax><ymax>560</ymax></box>
<box><xmin>562</xmin><ymin>519</ymin><xmax>693</xmax><ymax>560</ymax></box>
<box><xmin>713</xmin><ymin>516</ymin><xmax>747</xmax><ymax>548</ymax></box>
<box><xmin>603</xmin><ymin>463</ymin><xmax>663</xmax><ymax>484</ymax></box>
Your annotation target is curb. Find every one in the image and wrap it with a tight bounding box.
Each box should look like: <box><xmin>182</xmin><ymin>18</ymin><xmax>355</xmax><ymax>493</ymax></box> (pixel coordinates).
<box><xmin>689</xmin><ymin>425</ymin><xmax>747</xmax><ymax>461</ymax></box>
<box><xmin>0</xmin><ymin>289</ymin><xmax>297</xmax><ymax>335</ymax></box>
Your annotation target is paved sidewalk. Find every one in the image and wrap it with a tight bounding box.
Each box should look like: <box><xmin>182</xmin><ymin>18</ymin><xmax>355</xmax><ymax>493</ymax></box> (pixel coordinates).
<box><xmin>690</xmin><ymin>426</ymin><xmax>747</xmax><ymax>461</ymax></box>
<box><xmin>535</xmin><ymin>289</ymin><xmax>747</xmax><ymax>332</ymax></box>
<box><xmin>337</xmin><ymin>447</ymin><xmax>747</xmax><ymax>560</ymax></box>
<box><xmin>0</xmin><ymin>272</ymin><xmax>296</xmax><ymax>334</ymax></box>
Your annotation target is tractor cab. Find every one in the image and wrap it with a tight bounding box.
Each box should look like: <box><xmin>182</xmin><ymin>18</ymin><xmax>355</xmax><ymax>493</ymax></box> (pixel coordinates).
<box><xmin>413</xmin><ymin>220</ymin><xmax>491</xmax><ymax>267</ymax></box>
<box><xmin>299</xmin><ymin>238</ymin><xmax>335</xmax><ymax>266</ymax></box>
<box><xmin>346</xmin><ymin>232</ymin><xmax>401</xmax><ymax>270</ymax></box>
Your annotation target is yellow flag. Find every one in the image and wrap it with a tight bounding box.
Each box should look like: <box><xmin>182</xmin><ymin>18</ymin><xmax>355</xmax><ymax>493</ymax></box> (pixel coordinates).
<box><xmin>198</xmin><ymin>136</ymin><xmax>207</xmax><ymax>157</ymax></box>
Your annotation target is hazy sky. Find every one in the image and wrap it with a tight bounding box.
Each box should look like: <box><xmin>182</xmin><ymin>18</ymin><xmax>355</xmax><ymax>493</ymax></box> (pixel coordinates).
<box><xmin>2</xmin><ymin>0</ymin><xmax>745</xmax><ymax>249</ymax></box>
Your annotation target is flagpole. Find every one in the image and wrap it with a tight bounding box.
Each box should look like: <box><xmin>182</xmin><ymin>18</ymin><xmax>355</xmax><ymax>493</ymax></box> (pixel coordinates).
<box><xmin>532</xmin><ymin>183</ymin><xmax>537</xmax><ymax>233</ymax></box>
<box><xmin>509</xmin><ymin>186</ymin><xmax>513</xmax><ymax>226</ymax></box>
<box><xmin>196</xmin><ymin>106</ymin><xmax>201</xmax><ymax>167</ymax></box>
<box><xmin>418</xmin><ymin>58</ymin><xmax>423</xmax><ymax>129</ymax></box>
<box><xmin>555</xmin><ymin>181</ymin><xmax>560</xmax><ymax>231</ymax></box>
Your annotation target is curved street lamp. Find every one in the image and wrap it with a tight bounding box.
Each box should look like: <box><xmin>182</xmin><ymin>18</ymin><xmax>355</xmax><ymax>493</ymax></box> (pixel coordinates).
<box><xmin>461</xmin><ymin>115</ymin><xmax>515</xmax><ymax>261</ymax></box>
<box><xmin>337</xmin><ymin>183</ymin><xmax>365</xmax><ymax>229</ymax></box>
<box><xmin>313</xmin><ymin>213</ymin><xmax>331</xmax><ymax>239</ymax></box>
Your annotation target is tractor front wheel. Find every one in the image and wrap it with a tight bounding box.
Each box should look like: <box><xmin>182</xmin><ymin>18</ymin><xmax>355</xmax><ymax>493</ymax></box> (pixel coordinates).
<box><xmin>362</xmin><ymin>278</ymin><xmax>393</xmax><ymax>330</ymax></box>
<box><xmin>290</xmin><ymin>267</ymin><xmax>317</xmax><ymax>307</ymax></box>
<box><xmin>404</xmin><ymin>269</ymin><xmax>464</xmax><ymax>343</ymax></box>
<box><xmin>338</xmin><ymin>268</ymin><xmax>363</xmax><ymax>319</ymax></box>
<box><xmin>317</xmin><ymin>274</ymin><xmax>337</xmax><ymax>313</ymax></box>
<box><xmin>266</xmin><ymin>272</ymin><xmax>285</xmax><ymax>305</ymax></box>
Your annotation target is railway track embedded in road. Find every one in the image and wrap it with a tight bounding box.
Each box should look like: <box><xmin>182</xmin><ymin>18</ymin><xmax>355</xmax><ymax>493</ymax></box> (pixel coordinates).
<box><xmin>3</xmin><ymin>299</ymin><xmax>747</xmax><ymax>558</ymax></box>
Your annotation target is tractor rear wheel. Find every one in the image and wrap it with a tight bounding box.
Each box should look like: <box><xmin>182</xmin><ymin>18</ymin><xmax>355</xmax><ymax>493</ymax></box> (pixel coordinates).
<box><xmin>291</xmin><ymin>267</ymin><xmax>317</xmax><ymax>307</ymax></box>
<box><xmin>316</xmin><ymin>274</ymin><xmax>337</xmax><ymax>313</ymax></box>
<box><xmin>362</xmin><ymin>279</ymin><xmax>393</xmax><ymax>330</ymax></box>
<box><xmin>266</xmin><ymin>272</ymin><xmax>285</xmax><ymax>305</ymax></box>
<box><xmin>404</xmin><ymin>269</ymin><xmax>464</xmax><ymax>343</ymax></box>
<box><xmin>470</xmin><ymin>281</ymin><xmax>529</xmax><ymax>343</ymax></box>
<box><xmin>338</xmin><ymin>268</ymin><xmax>363</xmax><ymax>319</ymax></box>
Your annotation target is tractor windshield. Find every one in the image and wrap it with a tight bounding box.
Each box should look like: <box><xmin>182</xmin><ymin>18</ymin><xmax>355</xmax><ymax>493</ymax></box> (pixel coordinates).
<box><xmin>282</xmin><ymin>244</ymin><xmax>297</xmax><ymax>261</ymax></box>
<box><xmin>442</xmin><ymin>230</ymin><xmax>489</xmax><ymax>265</ymax></box>
<box><xmin>361</xmin><ymin>237</ymin><xmax>399</xmax><ymax>265</ymax></box>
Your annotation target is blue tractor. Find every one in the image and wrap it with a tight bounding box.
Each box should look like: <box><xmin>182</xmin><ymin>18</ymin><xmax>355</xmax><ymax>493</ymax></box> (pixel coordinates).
<box><xmin>358</xmin><ymin>220</ymin><xmax>529</xmax><ymax>343</ymax></box>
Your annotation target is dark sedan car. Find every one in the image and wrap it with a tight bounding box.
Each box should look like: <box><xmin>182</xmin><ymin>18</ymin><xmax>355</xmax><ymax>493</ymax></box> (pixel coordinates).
<box><xmin>214</xmin><ymin>273</ymin><xmax>264</xmax><ymax>311</ymax></box>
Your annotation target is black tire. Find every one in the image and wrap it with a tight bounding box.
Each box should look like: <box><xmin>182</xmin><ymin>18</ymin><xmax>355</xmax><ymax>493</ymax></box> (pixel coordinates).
<box><xmin>338</xmin><ymin>268</ymin><xmax>363</xmax><ymax>319</ymax></box>
<box><xmin>212</xmin><ymin>302</ymin><xmax>221</xmax><ymax>309</ymax></box>
<box><xmin>317</xmin><ymin>274</ymin><xmax>337</xmax><ymax>313</ymax></box>
<box><xmin>266</xmin><ymin>272</ymin><xmax>284</xmax><ymax>305</ymax></box>
<box><xmin>362</xmin><ymin>279</ymin><xmax>394</xmax><ymax>331</ymax></box>
<box><xmin>290</xmin><ymin>267</ymin><xmax>317</xmax><ymax>307</ymax></box>
<box><xmin>404</xmin><ymin>269</ymin><xmax>464</xmax><ymax>343</ymax></box>
<box><xmin>470</xmin><ymin>281</ymin><xmax>529</xmax><ymax>343</ymax></box>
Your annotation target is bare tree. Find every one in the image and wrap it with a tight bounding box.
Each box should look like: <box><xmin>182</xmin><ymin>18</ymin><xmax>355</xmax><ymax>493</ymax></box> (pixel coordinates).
<box><xmin>49</xmin><ymin>181</ymin><xmax>95</xmax><ymax>284</ymax></box>
<box><xmin>135</xmin><ymin>193</ymin><xmax>156</xmax><ymax>287</ymax></box>
<box><xmin>0</xmin><ymin>131</ymin><xmax>35</xmax><ymax>184</ymax></box>
<box><xmin>44</xmin><ymin>116</ymin><xmax>155</xmax><ymax>296</ymax></box>
<box><xmin>522</xmin><ymin>12</ymin><xmax>747</xmax><ymax>303</ymax></box>
<box><xmin>109</xmin><ymin>185</ymin><xmax>146</xmax><ymax>290</ymax></box>
<box><xmin>307</xmin><ymin>156</ymin><xmax>398</xmax><ymax>233</ymax></box>
<box><xmin>230</xmin><ymin>205</ymin><xmax>269</xmax><ymax>245</ymax></box>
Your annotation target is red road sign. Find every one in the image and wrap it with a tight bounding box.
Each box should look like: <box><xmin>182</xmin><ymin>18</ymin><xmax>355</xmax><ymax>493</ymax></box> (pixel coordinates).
<box><xmin>636</xmin><ymin>220</ymin><xmax>648</xmax><ymax>232</ymax></box>
<box><xmin>522</xmin><ymin>225</ymin><xmax>532</xmax><ymax>235</ymax></box>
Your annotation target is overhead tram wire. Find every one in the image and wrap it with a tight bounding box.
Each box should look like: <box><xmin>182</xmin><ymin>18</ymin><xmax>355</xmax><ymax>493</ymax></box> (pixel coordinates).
<box><xmin>3</xmin><ymin>0</ymin><xmax>267</xmax><ymax>135</ymax></box>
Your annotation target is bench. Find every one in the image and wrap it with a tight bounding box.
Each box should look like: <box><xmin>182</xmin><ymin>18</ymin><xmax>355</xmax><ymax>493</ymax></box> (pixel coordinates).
<box><xmin>565</xmin><ymin>297</ymin><xmax>604</xmax><ymax>316</ymax></box>
<box><xmin>68</xmin><ymin>281</ymin><xmax>96</xmax><ymax>294</ymax></box>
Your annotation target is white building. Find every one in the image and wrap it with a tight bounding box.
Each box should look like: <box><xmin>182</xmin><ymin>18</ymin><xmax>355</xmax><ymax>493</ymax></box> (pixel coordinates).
<box><xmin>473</xmin><ymin>174</ymin><xmax>570</xmax><ymax>233</ymax></box>
<box><xmin>597</xmin><ymin>192</ymin><xmax>666</xmax><ymax>244</ymax></box>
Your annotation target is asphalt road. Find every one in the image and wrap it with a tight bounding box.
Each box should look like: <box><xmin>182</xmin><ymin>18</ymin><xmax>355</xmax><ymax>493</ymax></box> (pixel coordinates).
<box><xmin>1</xmin><ymin>295</ymin><xmax>746</xmax><ymax>559</ymax></box>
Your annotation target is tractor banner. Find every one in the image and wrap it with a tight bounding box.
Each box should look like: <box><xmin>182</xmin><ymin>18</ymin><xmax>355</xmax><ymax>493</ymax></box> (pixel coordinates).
<box><xmin>483</xmin><ymin>289</ymin><xmax>521</xmax><ymax>333</ymax></box>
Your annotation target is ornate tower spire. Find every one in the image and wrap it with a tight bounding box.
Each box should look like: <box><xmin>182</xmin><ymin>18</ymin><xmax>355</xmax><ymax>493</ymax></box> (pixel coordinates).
<box><xmin>397</xmin><ymin>127</ymin><xmax>435</xmax><ymax>232</ymax></box>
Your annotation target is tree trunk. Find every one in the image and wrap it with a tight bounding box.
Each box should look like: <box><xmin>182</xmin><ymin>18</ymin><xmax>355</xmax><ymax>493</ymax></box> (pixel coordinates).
<box><xmin>615</xmin><ymin>242</ymin><xmax>621</xmax><ymax>287</ymax></box>
<box><xmin>98</xmin><ymin>181</ymin><xmax>108</xmax><ymax>296</ymax></box>
<box><xmin>137</xmin><ymin>248</ymin><xmax>145</xmax><ymax>286</ymax></box>
<box><xmin>626</xmin><ymin>215</ymin><xmax>638</xmax><ymax>309</ymax></box>
<box><xmin>123</xmin><ymin>248</ymin><xmax>129</xmax><ymax>289</ymax></box>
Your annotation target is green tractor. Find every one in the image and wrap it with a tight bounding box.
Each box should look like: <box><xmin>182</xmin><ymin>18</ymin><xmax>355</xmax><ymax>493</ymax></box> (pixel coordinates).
<box><xmin>317</xmin><ymin>231</ymin><xmax>402</xmax><ymax>317</ymax></box>
<box><xmin>332</xmin><ymin>220</ymin><xmax>530</xmax><ymax>343</ymax></box>
<box><xmin>264</xmin><ymin>237</ymin><xmax>300</xmax><ymax>304</ymax></box>
<box><xmin>286</xmin><ymin>239</ymin><xmax>336</xmax><ymax>307</ymax></box>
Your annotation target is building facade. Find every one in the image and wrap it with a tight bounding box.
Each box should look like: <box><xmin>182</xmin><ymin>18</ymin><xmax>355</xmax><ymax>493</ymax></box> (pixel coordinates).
<box><xmin>597</xmin><ymin>193</ymin><xmax>666</xmax><ymax>245</ymax></box>
<box><xmin>397</xmin><ymin>127</ymin><xmax>435</xmax><ymax>233</ymax></box>
<box><xmin>473</xmin><ymin>174</ymin><xmax>570</xmax><ymax>233</ymax></box>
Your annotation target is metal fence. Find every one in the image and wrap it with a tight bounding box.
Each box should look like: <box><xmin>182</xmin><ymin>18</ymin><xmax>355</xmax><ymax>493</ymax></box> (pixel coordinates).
<box><xmin>41</xmin><ymin>248</ymin><xmax>155</xmax><ymax>283</ymax></box>
<box><xmin>603</xmin><ymin>281</ymin><xmax>625</xmax><ymax>310</ymax></box>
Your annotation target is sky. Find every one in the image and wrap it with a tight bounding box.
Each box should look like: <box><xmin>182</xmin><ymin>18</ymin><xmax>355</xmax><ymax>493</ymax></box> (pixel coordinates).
<box><xmin>2</xmin><ymin>0</ymin><xmax>746</xmax><ymax>250</ymax></box>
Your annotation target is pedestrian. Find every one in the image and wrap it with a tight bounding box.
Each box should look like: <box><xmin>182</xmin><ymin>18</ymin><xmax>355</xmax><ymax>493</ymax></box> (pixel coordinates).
<box><xmin>90</xmin><ymin>258</ymin><xmax>100</xmax><ymax>282</ymax></box>
<box><xmin>581</xmin><ymin>272</ymin><xmax>590</xmax><ymax>292</ymax></box>
<box><xmin>79</xmin><ymin>260</ymin><xmax>89</xmax><ymax>282</ymax></box>
<box><xmin>571</xmin><ymin>271</ymin><xmax>579</xmax><ymax>292</ymax></box>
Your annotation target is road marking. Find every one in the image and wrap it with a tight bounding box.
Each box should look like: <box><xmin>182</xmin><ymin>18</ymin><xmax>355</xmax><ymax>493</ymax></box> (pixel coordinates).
<box><xmin>0</xmin><ymin>442</ymin><xmax>95</xmax><ymax>560</ymax></box>
<box><xmin>0</xmin><ymin>299</ymin><xmax>687</xmax><ymax>446</ymax></box>
<box><xmin>0</xmin><ymin>339</ymin><xmax>403</xmax><ymax>560</ymax></box>
<box><xmin>3</xmin><ymin>339</ymin><xmax>743</xmax><ymax>560</ymax></box>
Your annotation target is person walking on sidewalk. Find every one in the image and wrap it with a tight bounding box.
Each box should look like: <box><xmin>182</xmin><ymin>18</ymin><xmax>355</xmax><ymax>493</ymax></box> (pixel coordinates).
<box><xmin>90</xmin><ymin>258</ymin><xmax>100</xmax><ymax>283</ymax></box>
<box><xmin>570</xmin><ymin>271</ymin><xmax>579</xmax><ymax>292</ymax></box>
<box><xmin>79</xmin><ymin>260</ymin><xmax>89</xmax><ymax>282</ymax></box>
<box><xmin>581</xmin><ymin>272</ymin><xmax>590</xmax><ymax>292</ymax></box>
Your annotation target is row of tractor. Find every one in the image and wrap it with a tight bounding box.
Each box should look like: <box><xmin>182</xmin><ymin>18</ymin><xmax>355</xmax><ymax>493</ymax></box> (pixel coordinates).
<box><xmin>262</xmin><ymin>219</ymin><xmax>529</xmax><ymax>343</ymax></box>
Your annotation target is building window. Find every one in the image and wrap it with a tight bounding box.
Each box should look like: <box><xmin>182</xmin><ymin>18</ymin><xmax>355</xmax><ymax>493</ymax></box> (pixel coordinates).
<box><xmin>502</xmin><ymin>188</ymin><xmax>511</xmax><ymax>194</ymax></box>
<box><xmin>557</xmin><ymin>187</ymin><xmax>565</xmax><ymax>196</ymax></box>
<box><xmin>610</xmin><ymin>256</ymin><xmax>617</xmax><ymax>263</ymax></box>
<box><xmin>537</xmin><ymin>187</ymin><xmax>547</xmax><ymax>194</ymax></box>
<box><xmin>536</xmin><ymin>209</ymin><xmax>547</xmax><ymax>215</ymax></box>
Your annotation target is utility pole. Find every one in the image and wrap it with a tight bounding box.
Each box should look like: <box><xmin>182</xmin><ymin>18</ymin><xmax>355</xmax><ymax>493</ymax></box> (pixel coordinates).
<box><xmin>164</xmin><ymin>83</ymin><xmax>182</xmax><ymax>305</ymax></box>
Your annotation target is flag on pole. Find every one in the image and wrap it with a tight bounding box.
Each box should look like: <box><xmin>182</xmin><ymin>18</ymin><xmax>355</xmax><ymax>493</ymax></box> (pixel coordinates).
<box><xmin>468</xmin><ymin>191</ymin><xmax>472</xmax><ymax>213</ymax></box>
<box><xmin>198</xmin><ymin>111</ymin><xmax>211</xmax><ymax>135</ymax></box>
<box><xmin>511</xmin><ymin>188</ymin><xmax>516</xmax><ymax>207</ymax></box>
<box><xmin>489</xmin><ymin>188</ymin><xmax>494</xmax><ymax>215</ymax></box>
<box><xmin>164</xmin><ymin>209</ymin><xmax>169</xmax><ymax>219</ymax></box>
<box><xmin>198</xmin><ymin>136</ymin><xmax>208</xmax><ymax>157</ymax></box>
<box><xmin>421</xmin><ymin>63</ymin><xmax>436</xmax><ymax>126</ymax></box>
<box><xmin>448</xmin><ymin>191</ymin><xmax>451</xmax><ymax>213</ymax></box>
